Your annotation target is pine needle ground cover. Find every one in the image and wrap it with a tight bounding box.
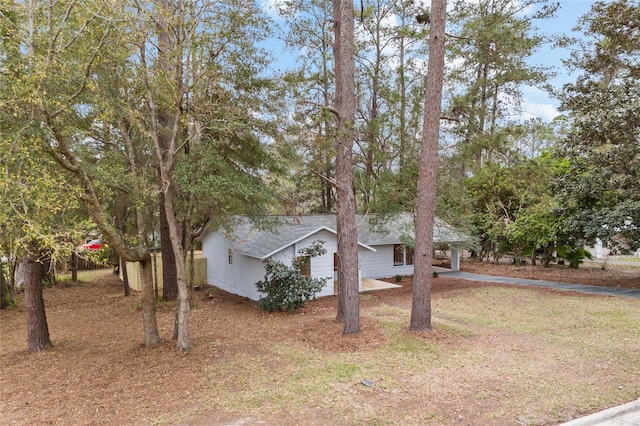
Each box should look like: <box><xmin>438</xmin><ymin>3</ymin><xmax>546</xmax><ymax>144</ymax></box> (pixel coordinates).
<box><xmin>1</xmin><ymin>264</ymin><xmax>638</xmax><ymax>425</ymax></box>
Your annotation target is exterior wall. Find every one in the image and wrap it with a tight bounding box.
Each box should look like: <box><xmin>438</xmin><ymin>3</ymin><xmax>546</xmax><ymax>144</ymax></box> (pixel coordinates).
<box><xmin>361</xmin><ymin>244</ymin><xmax>461</xmax><ymax>276</ymax></box>
<box><xmin>202</xmin><ymin>232</ymin><xmax>265</xmax><ymax>300</ymax></box>
<box><xmin>586</xmin><ymin>238</ymin><xmax>640</xmax><ymax>259</ymax></box>
<box><xmin>586</xmin><ymin>239</ymin><xmax>608</xmax><ymax>259</ymax></box>
<box><xmin>231</xmin><ymin>252</ymin><xmax>269</xmax><ymax>300</ymax></box>
<box><xmin>271</xmin><ymin>246</ymin><xmax>294</xmax><ymax>264</ymax></box>
<box><xmin>295</xmin><ymin>230</ymin><xmax>338</xmax><ymax>298</ymax></box>
<box><xmin>201</xmin><ymin>230</ymin><xmax>459</xmax><ymax>301</ymax></box>
<box><xmin>202</xmin><ymin>230</ymin><xmax>340</xmax><ymax>301</ymax></box>
<box><xmin>450</xmin><ymin>249</ymin><xmax>460</xmax><ymax>271</ymax></box>
<box><xmin>360</xmin><ymin>244</ymin><xmax>413</xmax><ymax>279</ymax></box>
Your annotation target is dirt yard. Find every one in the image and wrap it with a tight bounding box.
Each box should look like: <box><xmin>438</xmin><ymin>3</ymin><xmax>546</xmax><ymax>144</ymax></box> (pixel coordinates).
<box><xmin>1</xmin><ymin>260</ymin><xmax>638</xmax><ymax>426</ymax></box>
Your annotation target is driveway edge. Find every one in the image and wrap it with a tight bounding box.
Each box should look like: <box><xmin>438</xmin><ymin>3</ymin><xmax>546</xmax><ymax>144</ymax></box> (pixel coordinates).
<box><xmin>560</xmin><ymin>399</ymin><xmax>640</xmax><ymax>425</ymax></box>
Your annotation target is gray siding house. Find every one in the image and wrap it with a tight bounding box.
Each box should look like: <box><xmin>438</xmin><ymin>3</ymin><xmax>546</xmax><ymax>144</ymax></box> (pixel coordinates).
<box><xmin>201</xmin><ymin>214</ymin><xmax>468</xmax><ymax>301</ymax></box>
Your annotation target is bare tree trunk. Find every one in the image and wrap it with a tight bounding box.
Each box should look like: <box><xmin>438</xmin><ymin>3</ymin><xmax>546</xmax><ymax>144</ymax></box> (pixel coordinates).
<box><xmin>9</xmin><ymin>260</ymin><xmax>17</xmax><ymax>302</ymax></box>
<box><xmin>531</xmin><ymin>244</ymin><xmax>537</xmax><ymax>266</ymax></box>
<box><xmin>0</xmin><ymin>259</ymin><xmax>8</xmax><ymax>309</ymax></box>
<box><xmin>71</xmin><ymin>251</ymin><xmax>78</xmax><ymax>283</ymax></box>
<box><xmin>118</xmin><ymin>121</ymin><xmax>161</xmax><ymax>344</ymax></box>
<box><xmin>22</xmin><ymin>254</ymin><xmax>52</xmax><ymax>352</ymax></box>
<box><xmin>333</xmin><ymin>0</ymin><xmax>359</xmax><ymax>334</ymax></box>
<box><xmin>42</xmin><ymin>255</ymin><xmax>55</xmax><ymax>286</ymax></box>
<box><xmin>187</xmin><ymin>235</ymin><xmax>197</xmax><ymax>309</ymax></box>
<box><xmin>410</xmin><ymin>0</ymin><xmax>447</xmax><ymax>331</ymax></box>
<box><xmin>322</xmin><ymin>31</ymin><xmax>335</xmax><ymax>214</ymax></box>
<box><xmin>163</xmin><ymin>193</ymin><xmax>190</xmax><ymax>350</ymax></box>
<box><xmin>121</xmin><ymin>260</ymin><xmax>131</xmax><ymax>297</ymax></box>
<box><xmin>139</xmin><ymin>256</ymin><xmax>162</xmax><ymax>347</ymax></box>
<box><xmin>398</xmin><ymin>5</ymin><xmax>408</xmax><ymax>171</ymax></box>
<box><xmin>114</xmin><ymin>198</ymin><xmax>132</xmax><ymax>297</ymax></box>
<box><xmin>543</xmin><ymin>243</ymin><xmax>553</xmax><ymax>268</ymax></box>
<box><xmin>151</xmin><ymin>0</ymin><xmax>191</xmax><ymax>352</ymax></box>
<box><xmin>160</xmin><ymin>192</ymin><xmax>178</xmax><ymax>301</ymax></box>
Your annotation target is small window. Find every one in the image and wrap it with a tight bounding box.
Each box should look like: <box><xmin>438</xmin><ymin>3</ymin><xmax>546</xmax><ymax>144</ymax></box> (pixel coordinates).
<box><xmin>228</xmin><ymin>248</ymin><xmax>233</xmax><ymax>264</ymax></box>
<box><xmin>394</xmin><ymin>244</ymin><xmax>413</xmax><ymax>266</ymax></box>
<box><xmin>405</xmin><ymin>247</ymin><xmax>414</xmax><ymax>265</ymax></box>
<box><xmin>393</xmin><ymin>244</ymin><xmax>404</xmax><ymax>266</ymax></box>
<box><xmin>300</xmin><ymin>256</ymin><xmax>311</xmax><ymax>277</ymax></box>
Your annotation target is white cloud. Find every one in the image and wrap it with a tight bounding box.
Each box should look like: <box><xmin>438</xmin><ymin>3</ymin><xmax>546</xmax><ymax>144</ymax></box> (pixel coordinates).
<box><xmin>519</xmin><ymin>100</ymin><xmax>560</xmax><ymax>122</ymax></box>
<box><xmin>516</xmin><ymin>84</ymin><xmax>561</xmax><ymax>122</ymax></box>
<box><xmin>258</xmin><ymin>0</ymin><xmax>280</xmax><ymax>17</ymax></box>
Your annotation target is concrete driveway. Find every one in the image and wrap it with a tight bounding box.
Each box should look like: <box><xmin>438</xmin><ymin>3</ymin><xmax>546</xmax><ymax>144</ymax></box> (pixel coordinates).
<box><xmin>438</xmin><ymin>270</ymin><xmax>640</xmax><ymax>299</ymax></box>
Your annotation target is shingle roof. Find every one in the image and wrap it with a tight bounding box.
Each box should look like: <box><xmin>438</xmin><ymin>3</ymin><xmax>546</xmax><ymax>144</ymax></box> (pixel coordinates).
<box><xmin>232</xmin><ymin>223</ymin><xmax>333</xmax><ymax>259</ymax></box>
<box><xmin>225</xmin><ymin>214</ymin><xmax>469</xmax><ymax>259</ymax></box>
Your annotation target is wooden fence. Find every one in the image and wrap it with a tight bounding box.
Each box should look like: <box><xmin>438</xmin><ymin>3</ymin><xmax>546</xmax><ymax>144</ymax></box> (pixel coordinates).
<box><xmin>120</xmin><ymin>251</ymin><xmax>207</xmax><ymax>292</ymax></box>
<box><xmin>57</xmin><ymin>256</ymin><xmax>109</xmax><ymax>273</ymax></box>
<box><xmin>76</xmin><ymin>257</ymin><xmax>108</xmax><ymax>271</ymax></box>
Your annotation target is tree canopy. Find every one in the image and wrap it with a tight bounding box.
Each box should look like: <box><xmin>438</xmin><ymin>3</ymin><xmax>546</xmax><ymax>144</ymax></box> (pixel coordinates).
<box><xmin>555</xmin><ymin>0</ymin><xmax>640</xmax><ymax>252</ymax></box>
<box><xmin>2</xmin><ymin>0</ymin><xmax>638</xmax><ymax>349</ymax></box>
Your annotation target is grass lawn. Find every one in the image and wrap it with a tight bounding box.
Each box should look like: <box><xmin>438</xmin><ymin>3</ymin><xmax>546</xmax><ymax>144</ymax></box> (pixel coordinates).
<box><xmin>189</xmin><ymin>286</ymin><xmax>639</xmax><ymax>425</ymax></box>
<box><xmin>56</xmin><ymin>268</ymin><xmax>115</xmax><ymax>283</ymax></box>
<box><xmin>1</xmin><ymin>270</ymin><xmax>638</xmax><ymax>425</ymax></box>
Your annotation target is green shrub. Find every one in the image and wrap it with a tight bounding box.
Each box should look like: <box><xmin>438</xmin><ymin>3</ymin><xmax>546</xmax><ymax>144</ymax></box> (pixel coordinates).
<box><xmin>557</xmin><ymin>245</ymin><xmax>593</xmax><ymax>269</ymax></box>
<box><xmin>2</xmin><ymin>294</ymin><xmax>16</xmax><ymax>307</ymax></box>
<box><xmin>256</xmin><ymin>241</ymin><xmax>328</xmax><ymax>313</ymax></box>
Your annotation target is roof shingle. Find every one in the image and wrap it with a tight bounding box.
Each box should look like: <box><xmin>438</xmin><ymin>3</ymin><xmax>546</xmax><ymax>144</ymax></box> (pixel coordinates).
<box><xmin>225</xmin><ymin>214</ymin><xmax>469</xmax><ymax>259</ymax></box>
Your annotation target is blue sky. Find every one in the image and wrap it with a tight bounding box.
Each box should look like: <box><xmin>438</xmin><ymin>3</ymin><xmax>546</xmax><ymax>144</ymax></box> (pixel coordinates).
<box><xmin>259</xmin><ymin>0</ymin><xmax>603</xmax><ymax>123</ymax></box>
<box><xmin>523</xmin><ymin>0</ymin><xmax>601</xmax><ymax>121</ymax></box>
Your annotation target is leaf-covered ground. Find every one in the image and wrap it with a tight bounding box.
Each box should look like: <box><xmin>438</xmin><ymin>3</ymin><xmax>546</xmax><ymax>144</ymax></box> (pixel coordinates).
<box><xmin>1</xmin><ymin>260</ymin><xmax>638</xmax><ymax>425</ymax></box>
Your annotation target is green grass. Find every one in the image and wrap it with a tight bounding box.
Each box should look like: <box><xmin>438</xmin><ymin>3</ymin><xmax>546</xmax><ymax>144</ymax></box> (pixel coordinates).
<box><xmin>56</xmin><ymin>268</ymin><xmax>112</xmax><ymax>283</ymax></box>
<box><xmin>611</xmin><ymin>256</ymin><xmax>640</xmax><ymax>262</ymax></box>
<box><xmin>164</xmin><ymin>286</ymin><xmax>640</xmax><ymax>425</ymax></box>
<box><xmin>585</xmin><ymin>257</ymin><xmax>640</xmax><ymax>268</ymax></box>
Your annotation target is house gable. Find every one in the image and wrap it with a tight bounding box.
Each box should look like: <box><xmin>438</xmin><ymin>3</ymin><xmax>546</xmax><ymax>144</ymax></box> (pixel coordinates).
<box><xmin>229</xmin><ymin>220</ymin><xmax>376</xmax><ymax>260</ymax></box>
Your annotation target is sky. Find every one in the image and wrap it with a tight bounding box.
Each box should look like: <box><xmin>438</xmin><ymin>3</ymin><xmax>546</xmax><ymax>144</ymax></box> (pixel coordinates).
<box><xmin>523</xmin><ymin>0</ymin><xmax>602</xmax><ymax>121</ymax></box>
<box><xmin>259</xmin><ymin>0</ymin><xmax>604</xmax><ymax>123</ymax></box>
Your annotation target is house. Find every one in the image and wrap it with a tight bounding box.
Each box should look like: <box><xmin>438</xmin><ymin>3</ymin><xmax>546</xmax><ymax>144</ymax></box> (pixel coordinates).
<box><xmin>201</xmin><ymin>214</ymin><xmax>469</xmax><ymax>301</ymax></box>
<box><xmin>586</xmin><ymin>238</ymin><xmax>640</xmax><ymax>259</ymax></box>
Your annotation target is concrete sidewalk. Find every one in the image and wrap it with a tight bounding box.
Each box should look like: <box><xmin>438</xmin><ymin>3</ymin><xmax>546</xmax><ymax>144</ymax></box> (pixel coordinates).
<box><xmin>560</xmin><ymin>398</ymin><xmax>640</xmax><ymax>425</ymax></box>
<box><xmin>438</xmin><ymin>270</ymin><xmax>640</xmax><ymax>299</ymax></box>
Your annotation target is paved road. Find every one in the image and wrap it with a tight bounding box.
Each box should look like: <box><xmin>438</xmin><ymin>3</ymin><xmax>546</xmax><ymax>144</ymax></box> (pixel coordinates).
<box><xmin>438</xmin><ymin>270</ymin><xmax>640</xmax><ymax>299</ymax></box>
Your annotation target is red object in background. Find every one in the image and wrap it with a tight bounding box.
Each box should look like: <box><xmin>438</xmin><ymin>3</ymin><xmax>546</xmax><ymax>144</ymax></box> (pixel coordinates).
<box><xmin>81</xmin><ymin>239</ymin><xmax>103</xmax><ymax>251</ymax></box>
